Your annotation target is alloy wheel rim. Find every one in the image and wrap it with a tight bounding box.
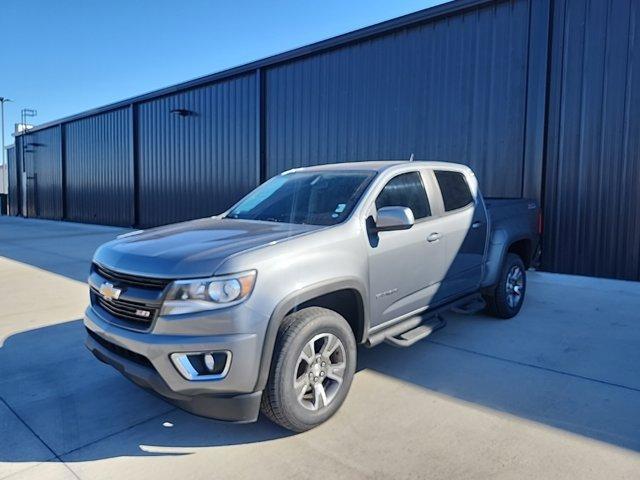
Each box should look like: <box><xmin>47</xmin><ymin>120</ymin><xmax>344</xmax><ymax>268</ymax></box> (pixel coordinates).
<box><xmin>506</xmin><ymin>265</ymin><xmax>524</xmax><ymax>308</ymax></box>
<box><xmin>293</xmin><ymin>333</ymin><xmax>346</xmax><ymax>411</ymax></box>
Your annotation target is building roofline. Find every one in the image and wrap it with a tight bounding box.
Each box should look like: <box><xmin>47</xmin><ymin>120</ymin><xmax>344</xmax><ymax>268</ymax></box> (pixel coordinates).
<box><xmin>17</xmin><ymin>0</ymin><xmax>493</xmax><ymax>136</ymax></box>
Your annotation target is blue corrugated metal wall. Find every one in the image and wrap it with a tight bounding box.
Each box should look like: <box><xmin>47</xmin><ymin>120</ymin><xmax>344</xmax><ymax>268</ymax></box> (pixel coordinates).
<box><xmin>22</xmin><ymin>126</ymin><xmax>63</xmax><ymax>220</ymax></box>
<box><xmin>65</xmin><ymin>108</ymin><xmax>134</xmax><ymax>226</ymax></box>
<box><xmin>136</xmin><ymin>74</ymin><xmax>258</xmax><ymax>227</ymax></box>
<box><xmin>9</xmin><ymin>0</ymin><xmax>640</xmax><ymax>280</ymax></box>
<box><xmin>6</xmin><ymin>146</ymin><xmax>18</xmax><ymax>216</ymax></box>
<box><xmin>543</xmin><ymin>0</ymin><xmax>640</xmax><ymax>280</ymax></box>
<box><xmin>265</xmin><ymin>0</ymin><xmax>532</xmax><ymax>197</ymax></box>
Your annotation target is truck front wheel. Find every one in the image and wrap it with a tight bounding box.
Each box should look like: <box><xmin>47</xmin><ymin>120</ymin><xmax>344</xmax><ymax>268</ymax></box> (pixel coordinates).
<box><xmin>261</xmin><ymin>307</ymin><xmax>356</xmax><ymax>432</ymax></box>
<box><xmin>484</xmin><ymin>253</ymin><xmax>527</xmax><ymax>319</ymax></box>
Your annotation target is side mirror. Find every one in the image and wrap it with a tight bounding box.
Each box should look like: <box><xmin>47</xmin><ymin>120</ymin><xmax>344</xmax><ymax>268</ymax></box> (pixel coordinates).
<box><xmin>375</xmin><ymin>206</ymin><xmax>415</xmax><ymax>232</ymax></box>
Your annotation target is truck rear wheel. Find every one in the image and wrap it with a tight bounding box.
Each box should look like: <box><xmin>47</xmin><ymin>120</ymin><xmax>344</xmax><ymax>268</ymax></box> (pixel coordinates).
<box><xmin>261</xmin><ymin>307</ymin><xmax>356</xmax><ymax>432</ymax></box>
<box><xmin>484</xmin><ymin>253</ymin><xmax>527</xmax><ymax>319</ymax></box>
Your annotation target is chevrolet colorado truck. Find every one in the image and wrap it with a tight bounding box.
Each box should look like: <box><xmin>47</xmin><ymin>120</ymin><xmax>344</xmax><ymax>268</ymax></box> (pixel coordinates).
<box><xmin>85</xmin><ymin>161</ymin><xmax>540</xmax><ymax>432</ymax></box>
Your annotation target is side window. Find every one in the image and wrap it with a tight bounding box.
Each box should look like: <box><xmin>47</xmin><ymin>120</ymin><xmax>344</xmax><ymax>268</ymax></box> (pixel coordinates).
<box><xmin>434</xmin><ymin>170</ymin><xmax>474</xmax><ymax>212</ymax></box>
<box><xmin>375</xmin><ymin>172</ymin><xmax>431</xmax><ymax>220</ymax></box>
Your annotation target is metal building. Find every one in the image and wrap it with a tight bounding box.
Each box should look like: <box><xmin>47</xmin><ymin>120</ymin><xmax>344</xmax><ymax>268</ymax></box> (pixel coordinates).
<box><xmin>6</xmin><ymin>145</ymin><xmax>18</xmax><ymax>217</ymax></box>
<box><xmin>6</xmin><ymin>0</ymin><xmax>640</xmax><ymax>281</ymax></box>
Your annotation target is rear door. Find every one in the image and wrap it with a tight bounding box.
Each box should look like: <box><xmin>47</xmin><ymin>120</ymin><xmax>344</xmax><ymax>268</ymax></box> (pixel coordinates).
<box><xmin>429</xmin><ymin>168</ymin><xmax>488</xmax><ymax>302</ymax></box>
<box><xmin>367</xmin><ymin>170</ymin><xmax>447</xmax><ymax>327</ymax></box>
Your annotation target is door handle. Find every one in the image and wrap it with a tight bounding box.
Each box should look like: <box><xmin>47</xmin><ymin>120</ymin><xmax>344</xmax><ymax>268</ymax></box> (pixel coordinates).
<box><xmin>471</xmin><ymin>221</ymin><xmax>483</xmax><ymax>229</ymax></box>
<box><xmin>427</xmin><ymin>232</ymin><xmax>441</xmax><ymax>242</ymax></box>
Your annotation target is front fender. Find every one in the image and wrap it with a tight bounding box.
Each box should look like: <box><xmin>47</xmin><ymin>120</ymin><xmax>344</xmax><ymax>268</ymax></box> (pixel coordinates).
<box><xmin>252</xmin><ymin>277</ymin><xmax>368</xmax><ymax>392</ymax></box>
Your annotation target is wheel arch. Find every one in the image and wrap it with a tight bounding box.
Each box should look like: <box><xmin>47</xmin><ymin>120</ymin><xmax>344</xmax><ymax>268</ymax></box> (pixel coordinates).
<box><xmin>482</xmin><ymin>231</ymin><xmax>535</xmax><ymax>288</ymax></box>
<box><xmin>507</xmin><ymin>238</ymin><xmax>533</xmax><ymax>268</ymax></box>
<box><xmin>253</xmin><ymin>278</ymin><xmax>368</xmax><ymax>392</ymax></box>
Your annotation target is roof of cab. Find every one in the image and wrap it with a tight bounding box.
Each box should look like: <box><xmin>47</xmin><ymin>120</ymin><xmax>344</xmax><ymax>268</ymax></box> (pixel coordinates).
<box><xmin>283</xmin><ymin>161</ymin><xmax>471</xmax><ymax>174</ymax></box>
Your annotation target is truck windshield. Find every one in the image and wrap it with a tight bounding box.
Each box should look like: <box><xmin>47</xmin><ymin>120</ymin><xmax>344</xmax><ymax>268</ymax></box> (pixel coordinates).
<box><xmin>226</xmin><ymin>170</ymin><xmax>376</xmax><ymax>226</ymax></box>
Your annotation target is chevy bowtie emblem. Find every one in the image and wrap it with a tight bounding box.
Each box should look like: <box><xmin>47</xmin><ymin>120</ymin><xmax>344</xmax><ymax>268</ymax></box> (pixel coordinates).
<box><xmin>99</xmin><ymin>282</ymin><xmax>122</xmax><ymax>300</ymax></box>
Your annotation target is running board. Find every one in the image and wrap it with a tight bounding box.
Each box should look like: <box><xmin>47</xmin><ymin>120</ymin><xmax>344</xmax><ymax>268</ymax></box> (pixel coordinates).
<box><xmin>366</xmin><ymin>312</ymin><xmax>447</xmax><ymax>348</ymax></box>
<box><xmin>451</xmin><ymin>296</ymin><xmax>486</xmax><ymax>315</ymax></box>
<box><xmin>383</xmin><ymin>316</ymin><xmax>445</xmax><ymax>348</ymax></box>
<box><xmin>365</xmin><ymin>293</ymin><xmax>480</xmax><ymax>348</ymax></box>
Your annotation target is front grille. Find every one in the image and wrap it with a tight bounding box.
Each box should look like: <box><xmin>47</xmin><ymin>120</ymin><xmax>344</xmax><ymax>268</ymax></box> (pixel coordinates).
<box><xmin>87</xmin><ymin>328</ymin><xmax>154</xmax><ymax>370</ymax></box>
<box><xmin>91</xmin><ymin>263</ymin><xmax>171</xmax><ymax>329</ymax></box>
<box><xmin>92</xmin><ymin>290</ymin><xmax>159</xmax><ymax>326</ymax></box>
<box><xmin>93</xmin><ymin>263</ymin><xmax>171</xmax><ymax>290</ymax></box>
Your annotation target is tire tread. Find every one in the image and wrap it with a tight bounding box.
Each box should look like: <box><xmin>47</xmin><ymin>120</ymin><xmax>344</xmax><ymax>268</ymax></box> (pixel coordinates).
<box><xmin>261</xmin><ymin>307</ymin><xmax>347</xmax><ymax>431</ymax></box>
<box><xmin>483</xmin><ymin>253</ymin><xmax>526</xmax><ymax>319</ymax></box>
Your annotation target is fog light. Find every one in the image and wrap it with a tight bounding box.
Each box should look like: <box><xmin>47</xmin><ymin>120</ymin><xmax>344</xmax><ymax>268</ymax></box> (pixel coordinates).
<box><xmin>203</xmin><ymin>353</ymin><xmax>215</xmax><ymax>372</ymax></box>
<box><xmin>170</xmin><ymin>351</ymin><xmax>231</xmax><ymax>381</ymax></box>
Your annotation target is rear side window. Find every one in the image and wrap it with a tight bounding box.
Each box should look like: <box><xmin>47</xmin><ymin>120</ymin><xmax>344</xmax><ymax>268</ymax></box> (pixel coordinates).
<box><xmin>434</xmin><ymin>170</ymin><xmax>474</xmax><ymax>211</ymax></box>
<box><xmin>375</xmin><ymin>172</ymin><xmax>430</xmax><ymax>220</ymax></box>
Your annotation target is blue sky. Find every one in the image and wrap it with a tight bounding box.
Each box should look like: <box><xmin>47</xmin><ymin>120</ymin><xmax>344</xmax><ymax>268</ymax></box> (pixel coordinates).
<box><xmin>1</xmin><ymin>0</ymin><xmax>448</xmax><ymax>150</ymax></box>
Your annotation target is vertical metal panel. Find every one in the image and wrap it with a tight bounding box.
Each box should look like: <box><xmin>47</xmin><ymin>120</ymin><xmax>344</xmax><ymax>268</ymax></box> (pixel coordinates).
<box><xmin>264</xmin><ymin>0</ymin><xmax>533</xmax><ymax>197</ymax></box>
<box><xmin>0</xmin><ymin>152</ymin><xmax>7</xmax><ymax>195</ymax></box>
<box><xmin>130</xmin><ymin>104</ymin><xmax>139</xmax><ymax>226</ymax></box>
<box><xmin>544</xmin><ymin>0</ymin><xmax>640</xmax><ymax>280</ymax></box>
<box><xmin>23</xmin><ymin>126</ymin><xmax>63</xmax><ymax>220</ymax></box>
<box><xmin>521</xmin><ymin>0</ymin><xmax>552</xmax><ymax>199</ymax></box>
<box><xmin>6</xmin><ymin>146</ymin><xmax>18</xmax><ymax>215</ymax></box>
<box><xmin>65</xmin><ymin>109</ymin><xmax>134</xmax><ymax>225</ymax></box>
<box><xmin>137</xmin><ymin>74</ymin><xmax>258</xmax><ymax>227</ymax></box>
<box><xmin>14</xmin><ymin>136</ymin><xmax>25</xmax><ymax>217</ymax></box>
<box><xmin>256</xmin><ymin>68</ymin><xmax>267</xmax><ymax>183</ymax></box>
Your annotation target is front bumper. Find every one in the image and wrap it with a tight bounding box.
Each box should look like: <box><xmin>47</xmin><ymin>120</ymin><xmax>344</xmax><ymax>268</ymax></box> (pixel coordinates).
<box><xmin>84</xmin><ymin>306</ymin><xmax>266</xmax><ymax>422</ymax></box>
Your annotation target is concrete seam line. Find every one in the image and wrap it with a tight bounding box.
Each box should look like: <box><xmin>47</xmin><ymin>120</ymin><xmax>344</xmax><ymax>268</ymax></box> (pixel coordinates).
<box><xmin>427</xmin><ymin>340</ymin><xmax>640</xmax><ymax>394</ymax></box>
<box><xmin>0</xmin><ymin>460</ymin><xmax>82</xmax><ymax>480</ymax></box>
<box><xmin>0</xmin><ymin>462</ymin><xmax>66</xmax><ymax>480</ymax></box>
<box><xmin>59</xmin><ymin>406</ymin><xmax>177</xmax><ymax>458</ymax></box>
<box><xmin>0</xmin><ymin>396</ymin><xmax>60</xmax><ymax>462</ymax></box>
<box><xmin>63</xmin><ymin>463</ymin><xmax>83</xmax><ymax>480</ymax></box>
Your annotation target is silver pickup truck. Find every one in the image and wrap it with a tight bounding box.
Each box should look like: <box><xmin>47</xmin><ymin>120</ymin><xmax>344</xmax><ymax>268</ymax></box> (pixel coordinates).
<box><xmin>85</xmin><ymin>161</ymin><xmax>540</xmax><ymax>432</ymax></box>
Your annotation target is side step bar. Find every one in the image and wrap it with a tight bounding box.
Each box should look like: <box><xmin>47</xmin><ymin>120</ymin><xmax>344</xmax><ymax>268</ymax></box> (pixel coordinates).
<box><xmin>384</xmin><ymin>316</ymin><xmax>445</xmax><ymax>347</ymax></box>
<box><xmin>365</xmin><ymin>293</ymin><xmax>482</xmax><ymax>348</ymax></box>
<box><xmin>451</xmin><ymin>296</ymin><xmax>486</xmax><ymax>315</ymax></box>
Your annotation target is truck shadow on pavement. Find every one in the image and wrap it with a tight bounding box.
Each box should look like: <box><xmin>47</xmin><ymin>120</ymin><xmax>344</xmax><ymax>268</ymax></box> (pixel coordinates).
<box><xmin>357</xmin><ymin>311</ymin><xmax>640</xmax><ymax>453</ymax></box>
<box><xmin>0</xmin><ymin>320</ymin><xmax>292</xmax><ymax>464</ymax></box>
<box><xmin>0</xmin><ymin>311</ymin><xmax>639</xmax><ymax>465</ymax></box>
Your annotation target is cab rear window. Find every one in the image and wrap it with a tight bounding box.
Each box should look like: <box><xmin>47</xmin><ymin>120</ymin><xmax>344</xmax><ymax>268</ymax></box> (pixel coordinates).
<box><xmin>434</xmin><ymin>170</ymin><xmax>474</xmax><ymax>212</ymax></box>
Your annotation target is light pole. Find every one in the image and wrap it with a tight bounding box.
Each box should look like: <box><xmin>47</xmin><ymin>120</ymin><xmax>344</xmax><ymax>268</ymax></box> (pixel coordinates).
<box><xmin>19</xmin><ymin>108</ymin><xmax>37</xmax><ymax>217</ymax></box>
<box><xmin>0</xmin><ymin>97</ymin><xmax>11</xmax><ymax>166</ymax></box>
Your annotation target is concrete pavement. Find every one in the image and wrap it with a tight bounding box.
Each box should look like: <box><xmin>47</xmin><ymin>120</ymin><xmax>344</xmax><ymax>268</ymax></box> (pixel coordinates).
<box><xmin>0</xmin><ymin>216</ymin><xmax>639</xmax><ymax>479</ymax></box>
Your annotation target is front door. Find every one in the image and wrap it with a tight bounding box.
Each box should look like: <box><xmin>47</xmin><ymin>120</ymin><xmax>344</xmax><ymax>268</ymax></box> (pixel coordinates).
<box><xmin>367</xmin><ymin>171</ymin><xmax>446</xmax><ymax>328</ymax></box>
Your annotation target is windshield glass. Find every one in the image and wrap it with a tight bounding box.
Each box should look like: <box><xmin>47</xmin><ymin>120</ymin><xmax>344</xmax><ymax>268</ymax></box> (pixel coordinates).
<box><xmin>226</xmin><ymin>170</ymin><xmax>376</xmax><ymax>226</ymax></box>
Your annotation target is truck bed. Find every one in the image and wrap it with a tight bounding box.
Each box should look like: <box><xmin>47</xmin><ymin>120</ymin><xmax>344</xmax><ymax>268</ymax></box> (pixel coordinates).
<box><xmin>484</xmin><ymin>198</ymin><xmax>538</xmax><ymax>223</ymax></box>
<box><xmin>483</xmin><ymin>197</ymin><xmax>541</xmax><ymax>270</ymax></box>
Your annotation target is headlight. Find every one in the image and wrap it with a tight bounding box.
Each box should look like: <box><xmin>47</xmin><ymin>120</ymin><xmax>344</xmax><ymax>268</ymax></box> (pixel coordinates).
<box><xmin>160</xmin><ymin>270</ymin><xmax>257</xmax><ymax>316</ymax></box>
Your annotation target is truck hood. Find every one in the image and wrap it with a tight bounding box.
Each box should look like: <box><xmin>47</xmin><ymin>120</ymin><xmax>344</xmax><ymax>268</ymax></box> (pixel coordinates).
<box><xmin>93</xmin><ymin>217</ymin><xmax>321</xmax><ymax>279</ymax></box>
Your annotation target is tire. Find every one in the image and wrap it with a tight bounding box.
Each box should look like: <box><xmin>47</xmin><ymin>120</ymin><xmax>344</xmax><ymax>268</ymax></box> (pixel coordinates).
<box><xmin>260</xmin><ymin>307</ymin><xmax>357</xmax><ymax>432</ymax></box>
<box><xmin>484</xmin><ymin>253</ymin><xmax>527</xmax><ymax>319</ymax></box>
